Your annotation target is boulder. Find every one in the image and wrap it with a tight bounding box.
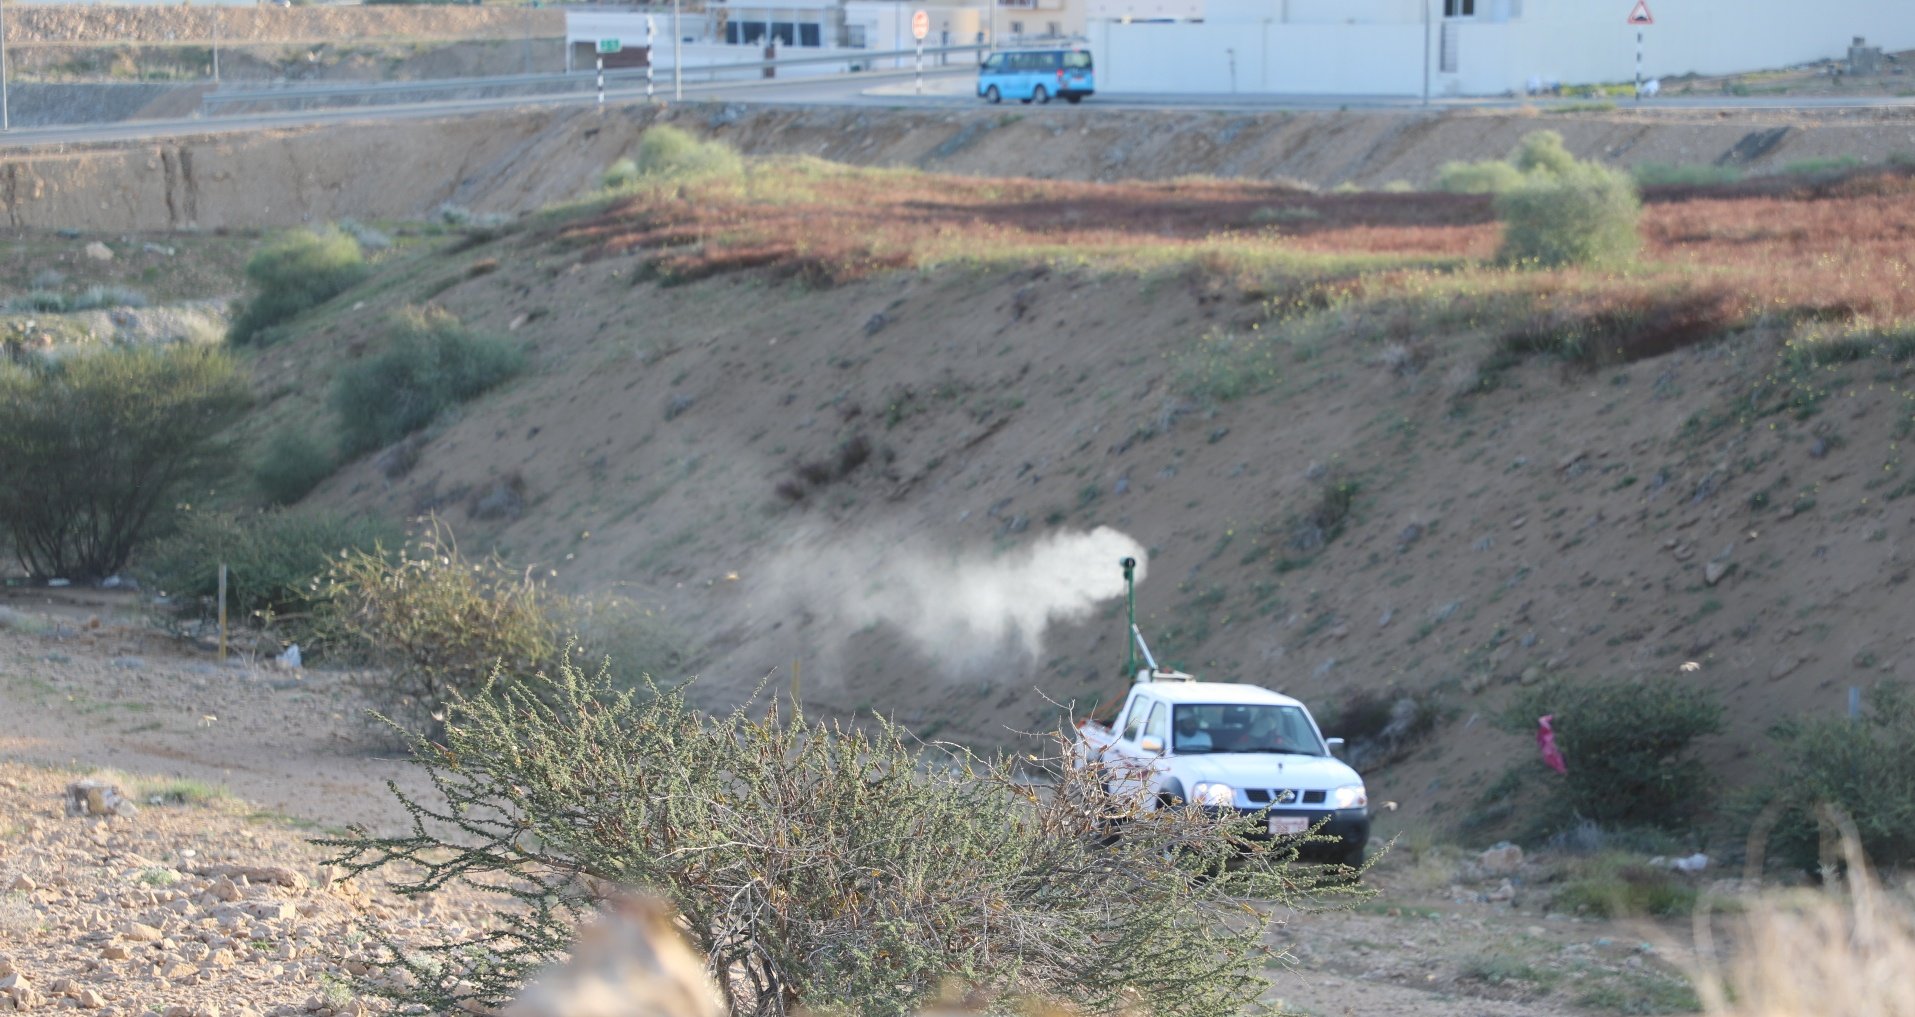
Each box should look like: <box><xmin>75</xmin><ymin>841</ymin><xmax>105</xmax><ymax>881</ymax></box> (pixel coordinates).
<box><xmin>65</xmin><ymin>781</ymin><xmax>138</xmax><ymax>819</ymax></box>
<box><xmin>1476</xmin><ymin>841</ymin><xmax>1524</xmax><ymax>876</ymax></box>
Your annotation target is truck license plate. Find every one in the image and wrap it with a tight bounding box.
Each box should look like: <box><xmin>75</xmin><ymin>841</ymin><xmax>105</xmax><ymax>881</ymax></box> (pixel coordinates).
<box><xmin>1268</xmin><ymin>816</ymin><xmax>1309</xmax><ymax>836</ymax></box>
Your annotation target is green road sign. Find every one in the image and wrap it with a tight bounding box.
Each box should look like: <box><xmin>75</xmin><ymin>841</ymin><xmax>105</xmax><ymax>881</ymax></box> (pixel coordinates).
<box><xmin>597</xmin><ymin>38</ymin><xmax>623</xmax><ymax>54</ymax></box>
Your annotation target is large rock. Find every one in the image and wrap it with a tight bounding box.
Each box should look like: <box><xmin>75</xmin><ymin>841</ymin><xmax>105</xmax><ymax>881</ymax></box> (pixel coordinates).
<box><xmin>65</xmin><ymin>780</ymin><xmax>138</xmax><ymax>819</ymax></box>
<box><xmin>192</xmin><ymin>865</ymin><xmax>307</xmax><ymax>889</ymax></box>
<box><xmin>1476</xmin><ymin>841</ymin><xmax>1524</xmax><ymax>876</ymax></box>
<box><xmin>118</xmin><ymin>921</ymin><xmax>163</xmax><ymax>943</ymax></box>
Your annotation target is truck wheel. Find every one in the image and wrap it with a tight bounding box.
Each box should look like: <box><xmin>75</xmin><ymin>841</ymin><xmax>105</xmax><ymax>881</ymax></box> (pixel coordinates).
<box><xmin>1156</xmin><ymin>781</ymin><xmax>1186</xmax><ymax>809</ymax></box>
<box><xmin>985</xmin><ymin>85</ymin><xmax>1001</xmax><ymax>104</ymax></box>
<box><xmin>1033</xmin><ymin>84</ymin><xmax>1051</xmax><ymax>104</ymax></box>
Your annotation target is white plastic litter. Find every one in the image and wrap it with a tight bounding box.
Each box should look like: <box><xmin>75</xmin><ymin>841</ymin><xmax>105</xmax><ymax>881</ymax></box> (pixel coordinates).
<box><xmin>277</xmin><ymin>644</ymin><xmax>302</xmax><ymax>669</ymax></box>
<box><xmin>1671</xmin><ymin>852</ymin><xmax>1708</xmax><ymax>873</ymax></box>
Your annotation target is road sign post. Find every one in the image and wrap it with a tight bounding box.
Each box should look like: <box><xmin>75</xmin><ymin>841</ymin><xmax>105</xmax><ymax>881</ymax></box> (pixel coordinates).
<box><xmin>1626</xmin><ymin>0</ymin><xmax>1654</xmax><ymax>101</ymax></box>
<box><xmin>597</xmin><ymin>37</ymin><xmax>620</xmax><ymax>110</ymax></box>
<box><xmin>646</xmin><ymin>17</ymin><xmax>655</xmax><ymax>99</ymax></box>
<box><xmin>911</xmin><ymin>9</ymin><xmax>928</xmax><ymax>95</ymax></box>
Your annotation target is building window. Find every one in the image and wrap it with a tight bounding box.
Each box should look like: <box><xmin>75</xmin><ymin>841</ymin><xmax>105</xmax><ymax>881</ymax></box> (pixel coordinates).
<box><xmin>1444</xmin><ymin>0</ymin><xmax>1475</xmax><ymax>16</ymax></box>
<box><xmin>845</xmin><ymin>24</ymin><xmax>867</xmax><ymax>47</ymax></box>
<box><xmin>799</xmin><ymin>23</ymin><xmax>821</xmax><ymax>46</ymax></box>
<box><xmin>1010</xmin><ymin>20</ymin><xmax>1024</xmax><ymax>35</ymax></box>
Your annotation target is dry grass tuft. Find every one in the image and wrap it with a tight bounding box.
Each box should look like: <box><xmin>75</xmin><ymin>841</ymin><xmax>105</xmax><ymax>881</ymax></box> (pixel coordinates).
<box><xmin>1692</xmin><ymin>832</ymin><xmax>1915</xmax><ymax>1017</ymax></box>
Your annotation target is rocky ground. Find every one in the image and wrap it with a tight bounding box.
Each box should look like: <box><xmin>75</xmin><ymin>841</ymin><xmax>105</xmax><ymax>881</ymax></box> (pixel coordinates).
<box><xmin>0</xmin><ymin>595</ymin><xmax>1720</xmax><ymax>1017</ymax></box>
<box><xmin>0</xmin><ymin>758</ymin><xmax>506</xmax><ymax>1017</ymax></box>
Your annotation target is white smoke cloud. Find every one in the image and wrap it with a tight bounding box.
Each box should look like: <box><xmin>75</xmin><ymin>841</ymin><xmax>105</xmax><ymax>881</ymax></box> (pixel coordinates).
<box><xmin>762</xmin><ymin>526</ymin><xmax>1147</xmax><ymax>678</ymax></box>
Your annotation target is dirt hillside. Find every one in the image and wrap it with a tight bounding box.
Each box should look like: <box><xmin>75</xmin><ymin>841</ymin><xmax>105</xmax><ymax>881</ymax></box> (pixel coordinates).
<box><xmin>4</xmin><ymin>102</ymin><xmax>1915</xmax><ymax>230</ymax></box>
<box><xmin>161</xmin><ymin>164</ymin><xmax>1897</xmax><ymax>848</ymax></box>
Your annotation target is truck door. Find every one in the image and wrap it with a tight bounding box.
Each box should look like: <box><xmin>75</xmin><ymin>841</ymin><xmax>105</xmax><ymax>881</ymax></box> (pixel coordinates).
<box><xmin>1109</xmin><ymin>696</ymin><xmax>1166</xmax><ymax>798</ymax></box>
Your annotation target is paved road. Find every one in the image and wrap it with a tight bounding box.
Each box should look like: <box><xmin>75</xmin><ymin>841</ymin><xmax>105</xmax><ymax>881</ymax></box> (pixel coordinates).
<box><xmin>2</xmin><ymin>65</ymin><xmax>1912</xmax><ymax>151</ymax></box>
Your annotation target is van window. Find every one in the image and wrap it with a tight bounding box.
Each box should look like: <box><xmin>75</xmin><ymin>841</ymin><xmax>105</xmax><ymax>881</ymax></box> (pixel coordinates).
<box><xmin>982</xmin><ymin>53</ymin><xmax>1005</xmax><ymax>72</ymax></box>
<box><xmin>1064</xmin><ymin>51</ymin><xmax>1092</xmax><ymax>69</ymax></box>
<box><xmin>1144</xmin><ymin>702</ymin><xmax>1169</xmax><ymax>743</ymax></box>
<box><xmin>1121</xmin><ymin>698</ymin><xmax>1150</xmax><ymax>742</ymax></box>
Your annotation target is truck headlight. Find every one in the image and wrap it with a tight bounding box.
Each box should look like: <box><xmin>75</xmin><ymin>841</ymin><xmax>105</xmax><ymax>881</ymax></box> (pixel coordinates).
<box><xmin>1191</xmin><ymin>782</ymin><xmax>1235</xmax><ymax>807</ymax></box>
<box><xmin>1333</xmin><ymin>784</ymin><xmax>1368</xmax><ymax>810</ymax></box>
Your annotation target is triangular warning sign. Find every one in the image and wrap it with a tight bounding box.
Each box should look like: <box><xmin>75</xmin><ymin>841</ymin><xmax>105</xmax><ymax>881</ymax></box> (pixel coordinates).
<box><xmin>1627</xmin><ymin>0</ymin><xmax>1654</xmax><ymax>25</ymax></box>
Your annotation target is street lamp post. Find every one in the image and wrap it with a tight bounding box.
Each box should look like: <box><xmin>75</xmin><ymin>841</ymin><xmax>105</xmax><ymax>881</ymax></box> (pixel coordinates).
<box><xmin>672</xmin><ymin>0</ymin><xmax>682</xmax><ymax>100</ymax></box>
<box><xmin>2</xmin><ymin>0</ymin><xmax>11</xmax><ymax>133</ymax></box>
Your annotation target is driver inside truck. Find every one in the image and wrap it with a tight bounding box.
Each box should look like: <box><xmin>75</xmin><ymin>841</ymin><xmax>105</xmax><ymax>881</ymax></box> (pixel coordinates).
<box><xmin>1174</xmin><ymin>712</ymin><xmax>1212</xmax><ymax>752</ymax></box>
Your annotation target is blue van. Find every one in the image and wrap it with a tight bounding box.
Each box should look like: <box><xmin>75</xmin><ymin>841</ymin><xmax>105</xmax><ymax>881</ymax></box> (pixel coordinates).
<box><xmin>977</xmin><ymin>48</ymin><xmax>1093</xmax><ymax>105</ymax></box>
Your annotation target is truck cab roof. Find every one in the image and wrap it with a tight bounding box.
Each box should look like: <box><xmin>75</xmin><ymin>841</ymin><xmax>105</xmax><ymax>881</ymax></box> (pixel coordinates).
<box><xmin>1128</xmin><ymin>680</ymin><xmax>1304</xmax><ymax>709</ymax></box>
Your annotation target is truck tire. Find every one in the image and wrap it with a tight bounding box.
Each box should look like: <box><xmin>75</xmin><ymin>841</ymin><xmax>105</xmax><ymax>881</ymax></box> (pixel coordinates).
<box><xmin>1156</xmin><ymin>780</ymin><xmax>1186</xmax><ymax>810</ymax></box>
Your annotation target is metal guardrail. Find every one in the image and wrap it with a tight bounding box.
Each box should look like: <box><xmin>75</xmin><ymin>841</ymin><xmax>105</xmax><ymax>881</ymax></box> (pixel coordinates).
<box><xmin>200</xmin><ymin>44</ymin><xmax>988</xmax><ymax>110</ymax></box>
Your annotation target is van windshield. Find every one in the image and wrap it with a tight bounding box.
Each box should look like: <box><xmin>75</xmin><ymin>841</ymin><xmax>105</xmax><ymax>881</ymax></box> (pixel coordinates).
<box><xmin>1172</xmin><ymin>704</ymin><xmax>1324</xmax><ymax>755</ymax></box>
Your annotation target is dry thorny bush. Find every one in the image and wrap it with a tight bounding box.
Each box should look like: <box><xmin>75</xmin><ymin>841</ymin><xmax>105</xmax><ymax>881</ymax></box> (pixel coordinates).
<box><xmin>320</xmin><ymin>659</ymin><xmax>1374</xmax><ymax>1017</ymax></box>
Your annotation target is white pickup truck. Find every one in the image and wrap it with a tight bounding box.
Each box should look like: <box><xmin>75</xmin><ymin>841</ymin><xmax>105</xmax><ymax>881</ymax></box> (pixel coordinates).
<box><xmin>1075</xmin><ymin>668</ymin><xmax>1371</xmax><ymax>865</ymax></box>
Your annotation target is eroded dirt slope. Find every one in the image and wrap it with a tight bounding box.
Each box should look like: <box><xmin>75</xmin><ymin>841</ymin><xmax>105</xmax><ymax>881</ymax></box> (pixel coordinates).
<box><xmin>5</xmin><ymin>101</ymin><xmax>1915</xmax><ymax>230</ymax></box>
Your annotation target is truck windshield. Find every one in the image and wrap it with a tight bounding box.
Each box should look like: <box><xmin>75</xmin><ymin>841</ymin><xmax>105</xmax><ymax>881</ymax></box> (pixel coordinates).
<box><xmin>1173</xmin><ymin>704</ymin><xmax>1324</xmax><ymax>755</ymax></box>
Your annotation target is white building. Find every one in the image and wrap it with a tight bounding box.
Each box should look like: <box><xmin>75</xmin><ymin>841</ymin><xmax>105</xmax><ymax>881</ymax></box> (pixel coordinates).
<box><xmin>1088</xmin><ymin>0</ymin><xmax>1915</xmax><ymax>96</ymax></box>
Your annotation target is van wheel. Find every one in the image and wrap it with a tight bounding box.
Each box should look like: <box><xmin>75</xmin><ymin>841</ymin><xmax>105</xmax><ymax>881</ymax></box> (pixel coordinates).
<box><xmin>985</xmin><ymin>85</ymin><xmax>1001</xmax><ymax>104</ymax></box>
<box><xmin>1065</xmin><ymin>94</ymin><xmax>1082</xmax><ymax>104</ymax></box>
<box><xmin>1033</xmin><ymin>85</ymin><xmax>1051</xmax><ymax>104</ymax></box>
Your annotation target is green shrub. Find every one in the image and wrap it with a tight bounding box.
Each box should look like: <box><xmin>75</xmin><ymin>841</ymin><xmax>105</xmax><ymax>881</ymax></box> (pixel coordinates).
<box><xmin>320</xmin><ymin>662</ymin><xmax>1370</xmax><ymax>1017</ymax></box>
<box><xmin>627</xmin><ymin>125</ymin><xmax>744</xmax><ymax>183</ymax></box>
<box><xmin>139</xmin><ymin>509</ymin><xmax>394</xmax><ymax>625</ymax></box>
<box><xmin>330</xmin><ymin>306</ymin><xmax>523</xmax><ymax>457</ymax></box>
<box><xmin>1632</xmin><ymin>162</ymin><xmax>1745</xmax><ymax>187</ymax></box>
<box><xmin>1509</xmin><ymin>129</ymin><xmax>1580</xmax><ymax>177</ymax></box>
<box><xmin>1496</xmin><ymin>159</ymin><xmax>1642</xmax><ymax>267</ymax></box>
<box><xmin>1501</xmin><ymin>678</ymin><xmax>1723</xmax><ymax>829</ymax></box>
<box><xmin>1431</xmin><ymin>131</ymin><xmax>1643</xmax><ymax>266</ymax></box>
<box><xmin>0</xmin><ymin>345</ymin><xmax>250</xmax><ymax>580</ymax></box>
<box><xmin>71</xmin><ymin>286</ymin><xmax>149</xmax><ymax>310</ymax></box>
<box><xmin>1550</xmin><ymin>855</ymin><xmax>1699</xmax><ymax>918</ymax></box>
<box><xmin>1779</xmin><ymin>155</ymin><xmax>1865</xmax><ymax>177</ymax></box>
<box><xmin>600</xmin><ymin>157</ymin><xmax>641</xmax><ymax>190</ymax></box>
<box><xmin>252</xmin><ymin>428</ymin><xmax>337</xmax><ymax>505</ymax></box>
<box><xmin>5</xmin><ymin>290</ymin><xmax>70</xmax><ymax>313</ymax></box>
<box><xmin>1745</xmin><ymin>683</ymin><xmax>1915</xmax><ymax>871</ymax></box>
<box><xmin>1435</xmin><ymin>159</ymin><xmax>1528</xmax><ymax>194</ymax></box>
<box><xmin>307</xmin><ymin>517</ymin><xmax>562</xmax><ymax>719</ymax></box>
<box><xmin>1173</xmin><ymin>327</ymin><xmax>1284</xmax><ymax>403</ymax></box>
<box><xmin>229</xmin><ymin>226</ymin><xmax>370</xmax><ymax>345</ymax></box>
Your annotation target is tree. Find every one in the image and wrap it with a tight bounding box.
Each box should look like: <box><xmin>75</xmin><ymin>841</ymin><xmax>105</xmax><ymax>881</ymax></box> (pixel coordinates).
<box><xmin>322</xmin><ymin>661</ymin><xmax>1373</xmax><ymax>1017</ymax></box>
<box><xmin>0</xmin><ymin>345</ymin><xmax>250</xmax><ymax>580</ymax></box>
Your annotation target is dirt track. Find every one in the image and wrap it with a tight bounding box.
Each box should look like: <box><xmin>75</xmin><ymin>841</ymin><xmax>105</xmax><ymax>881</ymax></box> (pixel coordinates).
<box><xmin>4</xmin><ymin>102</ymin><xmax>1915</xmax><ymax>231</ymax></box>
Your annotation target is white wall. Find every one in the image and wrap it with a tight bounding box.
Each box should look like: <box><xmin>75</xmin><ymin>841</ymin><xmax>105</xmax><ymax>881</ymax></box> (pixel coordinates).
<box><xmin>1466</xmin><ymin>0</ymin><xmax>1915</xmax><ymax>92</ymax></box>
<box><xmin>1090</xmin><ymin>20</ymin><xmax>1424</xmax><ymax>93</ymax></box>
<box><xmin>1095</xmin><ymin>0</ymin><xmax>1915</xmax><ymax>95</ymax></box>
<box><xmin>1208</xmin><ymin>0</ymin><xmax>1422</xmax><ymax>25</ymax></box>
<box><xmin>1085</xmin><ymin>0</ymin><xmax>1202</xmax><ymax>22</ymax></box>
<box><xmin>844</xmin><ymin>2</ymin><xmax>989</xmax><ymax>67</ymax></box>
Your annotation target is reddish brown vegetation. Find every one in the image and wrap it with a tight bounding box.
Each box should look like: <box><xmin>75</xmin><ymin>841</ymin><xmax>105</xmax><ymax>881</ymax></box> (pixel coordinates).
<box><xmin>551</xmin><ymin>163</ymin><xmax>1915</xmax><ymax>326</ymax></box>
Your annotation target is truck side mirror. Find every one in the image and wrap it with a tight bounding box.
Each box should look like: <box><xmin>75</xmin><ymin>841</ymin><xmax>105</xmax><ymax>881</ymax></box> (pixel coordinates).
<box><xmin>1325</xmin><ymin>737</ymin><xmax>1346</xmax><ymax>756</ymax></box>
<box><xmin>1139</xmin><ymin>735</ymin><xmax>1165</xmax><ymax>754</ymax></box>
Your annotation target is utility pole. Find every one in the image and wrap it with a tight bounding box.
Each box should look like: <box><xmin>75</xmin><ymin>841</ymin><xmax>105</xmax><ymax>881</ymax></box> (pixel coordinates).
<box><xmin>212</xmin><ymin>10</ymin><xmax>221</xmax><ymax>85</ymax></box>
<box><xmin>1421</xmin><ymin>0</ymin><xmax>1430</xmax><ymax>106</ymax></box>
<box><xmin>672</xmin><ymin>0</ymin><xmax>682</xmax><ymax>100</ymax></box>
<box><xmin>2</xmin><ymin>0</ymin><xmax>11</xmax><ymax>133</ymax></box>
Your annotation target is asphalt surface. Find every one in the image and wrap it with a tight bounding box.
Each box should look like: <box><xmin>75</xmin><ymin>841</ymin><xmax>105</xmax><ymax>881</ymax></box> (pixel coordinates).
<box><xmin>1</xmin><ymin>65</ymin><xmax>1912</xmax><ymax>151</ymax></box>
